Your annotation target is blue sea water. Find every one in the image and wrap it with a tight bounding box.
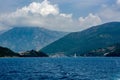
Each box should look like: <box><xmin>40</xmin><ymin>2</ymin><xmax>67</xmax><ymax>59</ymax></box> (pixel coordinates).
<box><xmin>0</xmin><ymin>57</ymin><xmax>120</xmax><ymax>80</ymax></box>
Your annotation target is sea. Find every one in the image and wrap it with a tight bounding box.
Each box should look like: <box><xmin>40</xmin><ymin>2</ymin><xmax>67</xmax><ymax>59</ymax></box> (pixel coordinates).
<box><xmin>0</xmin><ymin>57</ymin><xmax>120</xmax><ymax>80</ymax></box>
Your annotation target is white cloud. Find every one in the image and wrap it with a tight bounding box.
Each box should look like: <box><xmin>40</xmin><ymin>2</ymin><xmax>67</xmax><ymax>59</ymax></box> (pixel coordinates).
<box><xmin>98</xmin><ymin>0</ymin><xmax>120</xmax><ymax>22</ymax></box>
<box><xmin>5</xmin><ymin>0</ymin><xmax>59</xmax><ymax>17</ymax></box>
<box><xmin>78</xmin><ymin>13</ymin><xmax>102</xmax><ymax>30</ymax></box>
<box><xmin>117</xmin><ymin>0</ymin><xmax>120</xmax><ymax>5</ymax></box>
<box><xmin>19</xmin><ymin>0</ymin><xmax>59</xmax><ymax>16</ymax></box>
<box><xmin>99</xmin><ymin>8</ymin><xmax>120</xmax><ymax>22</ymax></box>
<box><xmin>0</xmin><ymin>0</ymin><xmax>102</xmax><ymax>32</ymax></box>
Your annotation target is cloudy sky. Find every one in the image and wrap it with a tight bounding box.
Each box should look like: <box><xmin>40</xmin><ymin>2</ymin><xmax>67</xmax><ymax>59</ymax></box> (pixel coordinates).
<box><xmin>0</xmin><ymin>0</ymin><xmax>120</xmax><ymax>32</ymax></box>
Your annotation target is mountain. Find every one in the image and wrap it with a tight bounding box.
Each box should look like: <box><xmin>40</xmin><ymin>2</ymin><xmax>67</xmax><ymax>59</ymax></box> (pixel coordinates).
<box><xmin>20</xmin><ymin>50</ymin><xmax>48</xmax><ymax>57</ymax></box>
<box><xmin>0</xmin><ymin>46</ymin><xmax>20</xmax><ymax>57</ymax></box>
<box><xmin>0</xmin><ymin>27</ymin><xmax>67</xmax><ymax>52</ymax></box>
<box><xmin>40</xmin><ymin>22</ymin><xmax>120</xmax><ymax>56</ymax></box>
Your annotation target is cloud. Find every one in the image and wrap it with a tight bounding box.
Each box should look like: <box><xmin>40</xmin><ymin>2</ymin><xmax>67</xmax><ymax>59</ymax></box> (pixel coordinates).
<box><xmin>78</xmin><ymin>13</ymin><xmax>102</xmax><ymax>31</ymax></box>
<box><xmin>0</xmin><ymin>0</ymin><xmax>75</xmax><ymax>32</ymax></box>
<box><xmin>19</xmin><ymin>0</ymin><xmax>59</xmax><ymax>16</ymax></box>
<box><xmin>0</xmin><ymin>0</ymin><xmax>102</xmax><ymax>32</ymax></box>
<box><xmin>117</xmin><ymin>0</ymin><xmax>120</xmax><ymax>4</ymax></box>
<box><xmin>97</xmin><ymin>0</ymin><xmax>120</xmax><ymax>22</ymax></box>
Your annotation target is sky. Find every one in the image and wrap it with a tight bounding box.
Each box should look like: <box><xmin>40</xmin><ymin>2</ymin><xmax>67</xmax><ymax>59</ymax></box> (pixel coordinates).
<box><xmin>0</xmin><ymin>0</ymin><xmax>120</xmax><ymax>32</ymax></box>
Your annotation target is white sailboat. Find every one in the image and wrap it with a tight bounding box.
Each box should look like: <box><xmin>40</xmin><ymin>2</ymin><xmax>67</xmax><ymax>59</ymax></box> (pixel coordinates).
<box><xmin>74</xmin><ymin>53</ymin><xmax>77</xmax><ymax>58</ymax></box>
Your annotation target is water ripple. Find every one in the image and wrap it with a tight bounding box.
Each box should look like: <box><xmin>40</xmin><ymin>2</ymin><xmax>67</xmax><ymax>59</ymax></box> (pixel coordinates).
<box><xmin>0</xmin><ymin>57</ymin><xmax>119</xmax><ymax>80</ymax></box>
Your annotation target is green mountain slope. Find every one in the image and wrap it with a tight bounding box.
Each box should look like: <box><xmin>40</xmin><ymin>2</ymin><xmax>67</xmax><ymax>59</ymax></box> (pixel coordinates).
<box><xmin>40</xmin><ymin>22</ymin><xmax>120</xmax><ymax>56</ymax></box>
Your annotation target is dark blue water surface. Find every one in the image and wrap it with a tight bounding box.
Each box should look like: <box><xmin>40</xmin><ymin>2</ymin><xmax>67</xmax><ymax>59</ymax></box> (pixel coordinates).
<box><xmin>0</xmin><ymin>57</ymin><xmax>120</xmax><ymax>80</ymax></box>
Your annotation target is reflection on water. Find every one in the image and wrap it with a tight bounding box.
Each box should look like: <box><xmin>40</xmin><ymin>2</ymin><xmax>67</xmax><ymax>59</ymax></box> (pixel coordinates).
<box><xmin>0</xmin><ymin>57</ymin><xmax>119</xmax><ymax>80</ymax></box>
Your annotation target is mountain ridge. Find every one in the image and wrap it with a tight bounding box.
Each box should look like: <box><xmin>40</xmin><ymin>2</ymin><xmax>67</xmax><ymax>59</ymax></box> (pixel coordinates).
<box><xmin>40</xmin><ymin>22</ymin><xmax>120</xmax><ymax>56</ymax></box>
<box><xmin>0</xmin><ymin>26</ymin><xmax>68</xmax><ymax>52</ymax></box>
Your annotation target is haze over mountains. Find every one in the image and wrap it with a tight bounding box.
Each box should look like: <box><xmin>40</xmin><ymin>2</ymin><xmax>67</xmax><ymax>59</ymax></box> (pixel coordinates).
<box><xmin>0</xmin><ymin>22</ymin><xmax>120</xmax><ymax>57</ymax></box>
<box><xmin>0</xmin><ymin>27</ymin><xmax>68</xmax><ymax>52</ymax></box>
<box><xmin>40</xmin><ymin>22</ymin><xmax>120</xmax><ymax>56</ymax></box>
